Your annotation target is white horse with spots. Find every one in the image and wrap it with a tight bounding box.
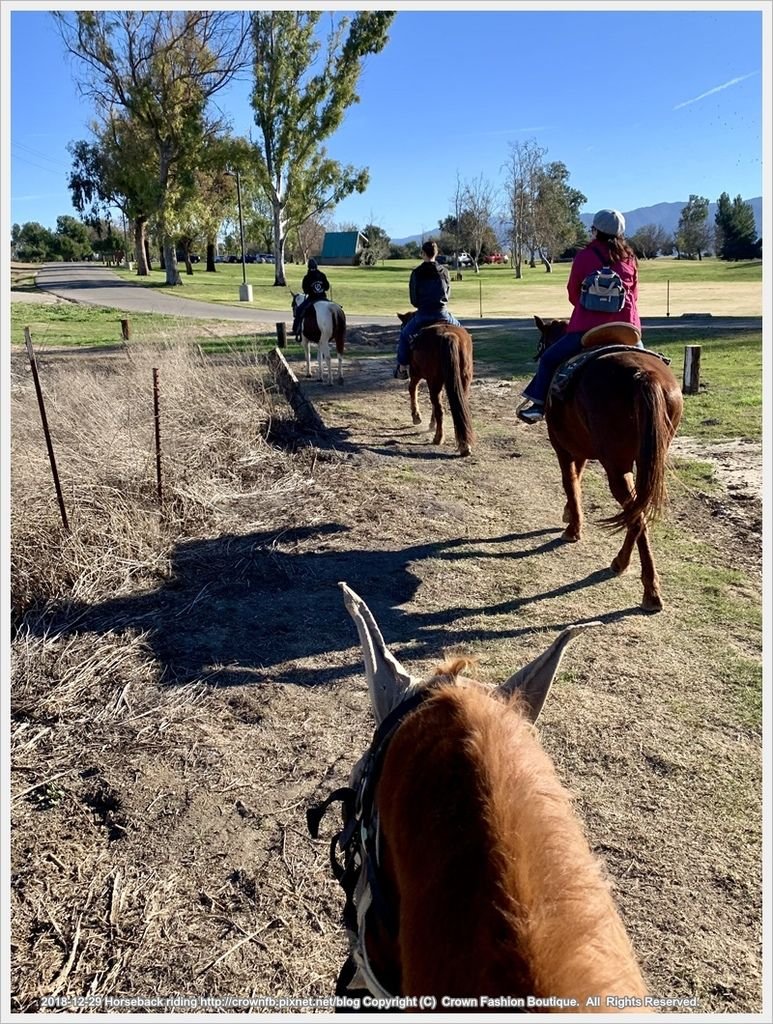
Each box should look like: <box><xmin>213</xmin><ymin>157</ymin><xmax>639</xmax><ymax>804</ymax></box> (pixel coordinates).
<box><xmin>291</xmin><ymin>293</ymin><xmax>347</xmax><ymax>385</ymax></box>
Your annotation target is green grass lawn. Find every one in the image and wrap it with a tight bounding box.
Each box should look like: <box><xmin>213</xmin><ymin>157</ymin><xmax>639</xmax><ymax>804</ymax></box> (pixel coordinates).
<box><xmin>11</xmin><ymin>302</ymin><xmax>235</xmax><ymax>349</ymax></box>
<box><xmin>469</xmin><ymin>324</ymin><xmax>762</xmax><ymax>440</ymax></box>
<box><xmin>108</xmin><ymin>256</ymin><xmax>763</xmax><ymax>318</ymax></box>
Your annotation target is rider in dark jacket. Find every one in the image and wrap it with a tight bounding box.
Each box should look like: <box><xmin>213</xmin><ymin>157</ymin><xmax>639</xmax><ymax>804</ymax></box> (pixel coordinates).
<box><xmin>293</xmin><ymin>259</ymin><xmax>330</xmax><ymax>339</ymax></box>
<box><xmin>395</xmin><ymin>240</ymin><xmax>460</xmax><ymax>377</ymax></box>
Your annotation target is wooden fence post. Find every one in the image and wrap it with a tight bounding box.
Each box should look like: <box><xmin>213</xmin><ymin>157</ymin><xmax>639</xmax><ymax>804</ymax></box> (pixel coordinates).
<box><xmin>121</xmin><ymin>318</ymin><xmax>131</xmax><ymax>341</ymax></box>
<box><xmin>276</xmin><ymin>322</ymin><xmax>287</xmax><ymax>349</ymax></box>
<box><xmin>683</xmin><ymin>345</ymin><xmax>701</xmax><ymax>394</ymax></box>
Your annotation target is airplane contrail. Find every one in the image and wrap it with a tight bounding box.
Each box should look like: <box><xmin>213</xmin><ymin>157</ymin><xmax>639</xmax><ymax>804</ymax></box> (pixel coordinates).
<box><xmin>674</xmin><ymin>71</ymin><xmax>758</xmax><ymax>110</ymax></box>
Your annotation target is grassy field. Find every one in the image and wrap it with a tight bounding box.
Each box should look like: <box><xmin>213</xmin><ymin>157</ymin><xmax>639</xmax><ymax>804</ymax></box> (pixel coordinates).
<box><xmin>107</xmin><ymin>257</ymin><xmax>763</xmax><ymax>318</ymax></box>
<box><xmin>11</xmin><ymin>300</ymin><xmax>762</xmax><ymax>442</ymax></box>
<box><xmin>11</xmin><ymin>302</ymin><xmax>255</xmax><ymax>350</ymax></box>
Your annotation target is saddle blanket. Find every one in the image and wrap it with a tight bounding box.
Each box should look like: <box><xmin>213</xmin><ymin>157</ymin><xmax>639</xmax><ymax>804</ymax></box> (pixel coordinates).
<box><xmin>549</xmin><ymin>345</ymin><xmax>671</xmax><ymax>405</ymax></box>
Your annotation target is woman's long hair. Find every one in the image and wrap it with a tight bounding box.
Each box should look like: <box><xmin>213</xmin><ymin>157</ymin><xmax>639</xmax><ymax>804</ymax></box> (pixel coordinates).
<box><xmin>595</xmin><ymin>229</ymin><xmax>637</xmax><ymax>265</ymax></box>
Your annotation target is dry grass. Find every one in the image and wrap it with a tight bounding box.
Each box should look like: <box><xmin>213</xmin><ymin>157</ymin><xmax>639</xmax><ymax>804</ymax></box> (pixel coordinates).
<box><xmin>11</xmin><ymin>340</ymin><xmax>355</xmax><ymax>1011</ymax></box>
<box><xmin>12</xmin><ymin>342</ymin><xmax>291</xmax><ymax>616</ymax></box>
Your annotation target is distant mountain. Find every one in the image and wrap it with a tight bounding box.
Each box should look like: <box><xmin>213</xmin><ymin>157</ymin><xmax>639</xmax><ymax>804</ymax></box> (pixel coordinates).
<box><xmin>391</xmin><ymin>197</ymin><xmax>761</xmax><ymax>246</ymax></box>
<box><xmin>578</xmin><ymin>197</ymin><xmax>761</xmax><ymax>238</ymax></box>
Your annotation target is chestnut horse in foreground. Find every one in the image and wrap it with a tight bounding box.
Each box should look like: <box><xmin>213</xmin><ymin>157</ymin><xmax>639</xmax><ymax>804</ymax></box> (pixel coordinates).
<box><xmin>308</xmin><ymin>583</ymin><xmax>649</xmax><ymax>1009</ymax></box>
<box><xmin>291</xmin><ymin>292</ymin><xmax>347</xmax><ymax>385</ymax></box>
<box><xmin>396</xmin><ymin>313</ymin><xmax>474</xmax><ymax>457</ymax></box>
<box><xmin>531</xmin><ymin>316</ymin><xmax>683</xmax><ymax>611</ymax></box>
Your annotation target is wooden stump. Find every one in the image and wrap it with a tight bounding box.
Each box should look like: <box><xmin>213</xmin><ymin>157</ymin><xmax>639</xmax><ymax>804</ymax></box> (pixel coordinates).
<box><xmin>683</xmin><ymin>345</ymin><xmax>701</xmax><ymax>394</ymax></box>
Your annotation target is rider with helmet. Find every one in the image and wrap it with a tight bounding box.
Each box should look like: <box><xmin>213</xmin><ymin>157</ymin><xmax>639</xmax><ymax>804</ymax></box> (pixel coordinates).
<box><xmin>518</xmin><ymin>209</ymin><xmax>641</xmax><ymax>423</ymax></box>
<box><xmin>293</xmin><ymin>258</ymin><xmax>331</xmax><ymax>341</ymax></box>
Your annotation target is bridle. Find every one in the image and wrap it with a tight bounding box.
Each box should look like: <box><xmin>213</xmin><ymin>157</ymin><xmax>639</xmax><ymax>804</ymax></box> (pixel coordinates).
<box><xmin>307</xmin><ymin>687</ymin><xmax>432</xmax><ymax>1000</ymax></box>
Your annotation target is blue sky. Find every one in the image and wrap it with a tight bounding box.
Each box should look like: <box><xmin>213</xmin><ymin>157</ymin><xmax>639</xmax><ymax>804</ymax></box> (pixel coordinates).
<box><xmin>5</xmin><ymin>4</ymin><xmax>768</xmax><ymax>242</ymax></box>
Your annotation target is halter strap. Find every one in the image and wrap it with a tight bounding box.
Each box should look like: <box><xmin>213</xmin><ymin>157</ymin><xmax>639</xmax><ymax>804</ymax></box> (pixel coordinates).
<box><xmin>307</xmin><ymin>687</ymin><xmax>433</xmax><ymax>1001</ymax></box>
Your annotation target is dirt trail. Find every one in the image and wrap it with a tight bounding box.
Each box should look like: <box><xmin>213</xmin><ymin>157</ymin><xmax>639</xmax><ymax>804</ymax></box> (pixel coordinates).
<box><xmin>11</xmin><ymin>349</ymin><xmax>762</xmax><ymax>1012</ymax></box>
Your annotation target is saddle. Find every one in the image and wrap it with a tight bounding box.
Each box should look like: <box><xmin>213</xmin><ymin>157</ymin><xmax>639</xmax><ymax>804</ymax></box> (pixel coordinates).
<box><xmin>581</xmin><ymin>322</ymin><xmax>641</xmax><ymax>348</ymax></box>
<box><xmin>548</xmin><ymin>344</ymin><xmax>671</xmax><ymax>406</ymax></box>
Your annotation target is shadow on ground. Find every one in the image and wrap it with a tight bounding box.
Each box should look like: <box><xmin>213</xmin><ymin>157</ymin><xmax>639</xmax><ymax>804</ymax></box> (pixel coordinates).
<box><xmin>28</xmin><ymin>523</ymin><xmax>647</xmax><ymax>689</ymax></box>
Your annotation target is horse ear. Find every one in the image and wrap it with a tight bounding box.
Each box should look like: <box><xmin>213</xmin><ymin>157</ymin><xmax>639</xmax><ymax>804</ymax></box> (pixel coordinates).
<box><xmin>534</xmin><ymin>315</ymin><xmax>545</xmax><ymax>331</ymax></box>
<box><xmin>496</xmin><ymin>622</ymin><xmax>602</xmax><ymax>722</ymax></box>
<box><xmin>339</xmin><ymin>582</ymin><xmax>418</xmax><ymax>726</ymax></box>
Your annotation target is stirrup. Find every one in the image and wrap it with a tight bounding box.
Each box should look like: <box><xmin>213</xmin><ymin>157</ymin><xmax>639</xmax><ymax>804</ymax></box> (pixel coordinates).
<box><xmin>517</xmin><ymin>400</ymin><xmax>544</xmax><ymax>424</ymax></box>
<box><xmin>394</xmin><ymin>365</ymin><xmax>409</xmax><ymax>380</ymax></box>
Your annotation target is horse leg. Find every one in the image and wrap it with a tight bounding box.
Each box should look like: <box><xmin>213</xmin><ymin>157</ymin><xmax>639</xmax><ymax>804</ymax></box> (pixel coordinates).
<box><xmin>337</xmin><ymin>350</ymin><xmax>343</xmax><ymax>385</ymax></box>
<box><xmin>606</xmin><ymin>471</ymin><xmax>662</xmax><ymax>610</ymax></box>
<box><xmin>563</xmin><ymin>458</ymin><xmax>586</xmax><ymax>523</ymax></box>
<box><xmin>409</xmin><ymin>375</ymin><xmax>422</xmax><ymax>425</ymax></box>
<box><xmin>607</xmin><ymin>472</ymin><xmax>639</xmax><ymax>575</ymax></box>
<box><xmin>555</xmin><ymin>447</ymin><xmax>583</xmax><ymax>541</ymax></box>
<box><xmin>429</xmin><ymin>383</ymin><xmax>444</xmax><ymax>445</ymax></box>
<box><xmin>304</xmin><ymin>340</ymin><xmax>312</xmax><ymax>378</ymax></box>
<box><xmin>635</xmin><ymin>527</ymin><xmax>663</xmax><ymax>612</ymax></box>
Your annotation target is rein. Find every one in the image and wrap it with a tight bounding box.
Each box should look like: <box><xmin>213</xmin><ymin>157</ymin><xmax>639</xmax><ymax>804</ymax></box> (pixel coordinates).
<box><xmin>307</xmin><ymin>687</ymin><xmax>431</xmax><ymax>1001</ymax></box>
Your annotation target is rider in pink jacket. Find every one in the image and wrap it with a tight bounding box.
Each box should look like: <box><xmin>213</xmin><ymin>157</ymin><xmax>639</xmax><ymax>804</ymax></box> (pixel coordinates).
<box><xmin>518</xmin><ymin>208</ymin><xmax>641</xmax><ymax>423</ymax></box>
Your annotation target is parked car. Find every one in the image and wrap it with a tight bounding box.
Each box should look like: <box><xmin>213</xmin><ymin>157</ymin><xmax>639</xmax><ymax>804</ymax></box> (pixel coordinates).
<box><xmin>483</xmin><ymin>252</ymin><xmax>506</xmax><ymax>264</ymax></box>
<box><xmin>454</xmin><ymin>251</ymin><xmax>473</xmax><ymax>267</ymax></box>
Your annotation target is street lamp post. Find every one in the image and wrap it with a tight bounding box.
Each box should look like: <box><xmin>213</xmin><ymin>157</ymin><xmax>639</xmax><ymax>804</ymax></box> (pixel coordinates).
<box><xmin>227</xmin><ymin>168</ymin><xmax>252</xmax><ymax>302</ymax></box>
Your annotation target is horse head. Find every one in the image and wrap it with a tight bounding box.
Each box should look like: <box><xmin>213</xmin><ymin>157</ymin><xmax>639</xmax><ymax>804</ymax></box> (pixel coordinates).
<box><xmin>339</xmin><ymin>581</ymin><xmax>596</xmax><ymax>728</ymax></box>
<box><xmin>291</xmin><ymin>291</ymin><xmax>302</xmax><ymax>313</ymax></box>
<box><xmin>308</xmin><ymin>586</ymin><xmax>650</xmax><ymax>1003</ymax></box>
<box><xmin>533</xmin><ymin>315</ymin><xmax>568</xmax><ymax>359</ymax></box>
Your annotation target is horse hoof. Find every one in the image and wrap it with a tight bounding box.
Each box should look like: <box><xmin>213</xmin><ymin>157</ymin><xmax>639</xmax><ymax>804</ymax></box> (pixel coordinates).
<box><xmin>641</xmin><ymin>594</ymin><xmax>664</xmax><ymax>613</ymax></box>
<box><xmin>432</xmin><ymin>436</ymin><xmax>443</xmax><ymax>446</ymax></box>
<box><xmin>561</xmin><ymin>528</ymin><xmax>581</xmax><ymax>543</ymax></box>
<box><xmin>610</xmin><ymin>557</ymin><xmax>629</xmax><ymax>575</ymax></box>
<box><xmin>412</xmin><ymin>413</ymin><xmax>422</xmax><ymax>425</ymax></box>
<box><xmin>459</xmin><ymin>446</ymin><xmax>472</xmax><ymax>457</ymax></box>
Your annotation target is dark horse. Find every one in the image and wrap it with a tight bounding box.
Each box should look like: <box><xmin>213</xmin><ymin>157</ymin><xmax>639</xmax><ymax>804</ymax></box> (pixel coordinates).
<box><xmin>396</xmin><ymin>313</ymin><xmax>474</xmax><ymax>457</ymax></box>
<box><xmin>532</xmin><ymin>316</ymin><xmax>683</xmax><ymax>611</ymax></box>
<box><xmin>291</xmin><ymin>292</ymin><xmax>346</xmax><ymax>385</ymax></box>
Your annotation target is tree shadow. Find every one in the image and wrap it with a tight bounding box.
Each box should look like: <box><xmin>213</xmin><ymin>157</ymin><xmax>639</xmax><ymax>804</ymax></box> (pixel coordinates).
<box><xmin>26</xmin><ymin>523</ymin><xmax>608</xmax><ymax>690</ymax></box>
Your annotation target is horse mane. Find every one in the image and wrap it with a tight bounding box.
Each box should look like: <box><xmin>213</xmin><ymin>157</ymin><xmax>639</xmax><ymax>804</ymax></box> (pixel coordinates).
<box><xmin>375</xmin><ymin>676</ymin><xmax>648</xmax><ymax>1002</ymax></box>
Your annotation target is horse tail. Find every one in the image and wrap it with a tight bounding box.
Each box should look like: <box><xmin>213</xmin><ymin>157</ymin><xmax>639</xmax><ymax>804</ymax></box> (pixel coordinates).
<box><xmin>332</xmin><ymin>306</ymin><xmax>346</xmax><ymax>354</ymax></box>
<box><xmin>441</xmin><ymin>331</ymin><xmax>474</xmax><ymax>453</ymax></box>
<box><xmin>603</xmin><ymin>370</ymin><xmax>672</xmax><ymax>531</ymax></box>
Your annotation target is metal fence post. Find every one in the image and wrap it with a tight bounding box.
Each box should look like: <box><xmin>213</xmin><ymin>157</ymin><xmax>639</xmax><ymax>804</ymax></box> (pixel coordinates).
<box><xmin>24</xmin><ymin>328</ymin><xmax>69</xmax><ymax>532</ymax></box>
<box><xmin>152</xmin><ymin>368</ymin><xmax>163</xmax><ymax>509</ymax></box>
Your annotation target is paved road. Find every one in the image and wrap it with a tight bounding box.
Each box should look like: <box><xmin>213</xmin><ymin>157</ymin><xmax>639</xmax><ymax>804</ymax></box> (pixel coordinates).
<box><xmin>31</xmin><ymin>263</ymin><xmax>387</xmax><ymax>327</ymax></box>
<box><xmin>26</xmin><ymin>262</ymin><xmax>763</xmax><ymax>334</ymax></box>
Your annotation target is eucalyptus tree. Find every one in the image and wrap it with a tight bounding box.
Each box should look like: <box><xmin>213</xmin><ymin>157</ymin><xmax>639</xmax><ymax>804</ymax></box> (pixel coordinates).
<box><xmin>55</xmin><ymin>10</ymin><xmax>250</xmax><ymax>285</ymax></box>
<box><xmin>249</xmin><ymin>9</ymin><xmax>394</xmax><ymax>285</ymax></box>
<box><xmin>531</xmin><ymin>162</ymin><xmax>586</xmax><ymax>271</ymax></box>
<box><xmin>68</xmin><ymin>115</ymin><xmax>159</xmax><ymax>274</ymax></box>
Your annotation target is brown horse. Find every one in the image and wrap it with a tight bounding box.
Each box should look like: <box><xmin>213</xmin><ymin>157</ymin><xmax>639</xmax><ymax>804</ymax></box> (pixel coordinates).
<box><xmin>291</xmin><ymin>292</ymin><xmax>346</xmax><ymax>385</ymax></box>
<box><xmin>532</xmin><ymin>316</ymin><xmax>683</xmax><ymax>611</ymax></box>
<box><xmin>308</xmin><ymin>584</ymin><xmax>650</xmax><ymax>1008</ymax></box>
<box><xmin>396</xmin><ymin>313</ymin><xmax>474</xmax><ymax>457</ymax></box>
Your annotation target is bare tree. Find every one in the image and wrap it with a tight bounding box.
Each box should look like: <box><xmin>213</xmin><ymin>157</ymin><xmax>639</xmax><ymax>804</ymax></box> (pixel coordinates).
<box><xmin>463</xmin><ymin>174</ymin><xmax>498</xmax><ymax>272</ymax></box>
<box><xmin>502</xmin><ymin>140</ymin><xmax>544</xmax><ymax>279</ymax></box>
